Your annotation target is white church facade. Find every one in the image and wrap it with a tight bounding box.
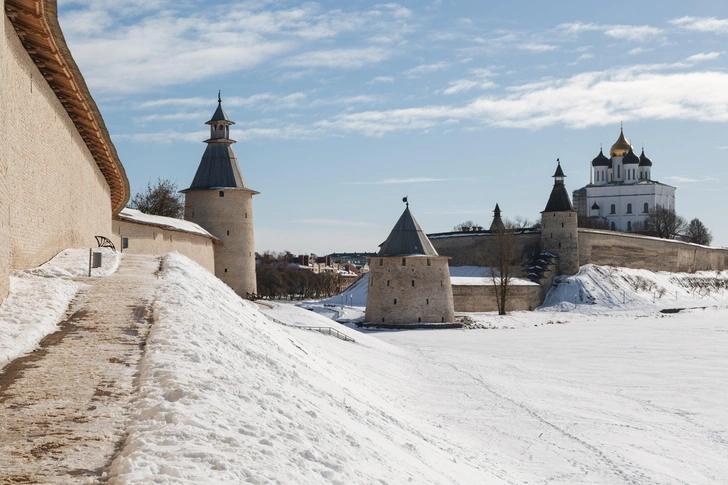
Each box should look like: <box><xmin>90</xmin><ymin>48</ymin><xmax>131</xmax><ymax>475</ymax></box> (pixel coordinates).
<box><xmin>574</xmin><ymin>127</ymin><xmax>676</xmax><ymax>232</ymax></box>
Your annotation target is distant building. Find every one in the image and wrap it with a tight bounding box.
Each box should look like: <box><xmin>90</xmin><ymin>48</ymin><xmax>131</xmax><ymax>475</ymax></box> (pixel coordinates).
<box><xmin>575</xmin><ymin>127</ymin><xmax>676</xmax><ymax>232</ymax></box>
<box><xmin>365</xmin><ymin>203</ymin><xmax>454</xmax><ymax>324</ymax></box>
<box><xmin>183</xmin><ymin>95</ymin><xmax>259</xmax><ymax>297</ymax></box>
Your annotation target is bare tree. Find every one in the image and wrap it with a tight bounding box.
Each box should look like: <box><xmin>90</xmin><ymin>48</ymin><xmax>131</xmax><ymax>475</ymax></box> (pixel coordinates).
<box><xmin>129</xmin><ymin>178</ymin><xmax>184</xmax><ymax>218</ymax></box>
<box><xmin>683</xmin><ymin>218</ymin><xmax>712</xmax><ymax>245</ymax></box>
<box><xmin>453</xmin><ymin>220</ymin><xmax>482</xmax><ymax>232</ymax></box>
<box><xmin>645</xmin><ymin>205</ymin><xmax>686</xmax><ymax>240</ymax></box>
<box><xmin>483</xmin><ymin>219</ymin><xmax>525</xmax><ymax>315</ymax></box>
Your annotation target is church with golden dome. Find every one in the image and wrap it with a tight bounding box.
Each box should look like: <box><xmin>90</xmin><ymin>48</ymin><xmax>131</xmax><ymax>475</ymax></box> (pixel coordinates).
<box><xmin>572</xmin><ymin>126</ymin><xmax>676</xmax><ymax>232</ymax></box>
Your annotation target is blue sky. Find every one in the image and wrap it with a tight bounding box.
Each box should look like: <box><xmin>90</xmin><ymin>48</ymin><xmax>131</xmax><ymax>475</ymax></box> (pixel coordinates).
<box><xmin>57</xmin><ymin>0</ymin><xmax>728</xmax><ymax>253</ymax></box>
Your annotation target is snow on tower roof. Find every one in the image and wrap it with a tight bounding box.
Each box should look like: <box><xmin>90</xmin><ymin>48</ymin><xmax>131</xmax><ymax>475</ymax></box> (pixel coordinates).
<box><xmin>378</xmin><ymin>206</ymin><xmax>439</xmax><ymax>257</ymax></box>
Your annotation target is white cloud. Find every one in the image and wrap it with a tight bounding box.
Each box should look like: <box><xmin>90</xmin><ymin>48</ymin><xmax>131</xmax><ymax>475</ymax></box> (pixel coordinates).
<box><xmin>628</xmin><ymin>47</ymin><xmax>652</xmax><ymax>55</ymax></box>
<box><xmin>557</xmin><ymin>21</ymin><xmax>663</xmax><ymax>42</ymax></box>
<box><xmin>686</xmin><ymin>52</ymin><xmax>722</xmax><ymax>63</ymax></box>
<box><xmin>404</xmin><ymin>62</ymin><xmax>450</xmax><ymax>77</ymax></box>
<box><xmin>443</xmin><ymin>79</ymin><xmax>496</xmax><ymax>95</ymax></box>
<box><xmin>663</xmin><ymin>176</ymin><xmax>718</xmax><ymax>183</ymax></box>
<box><xmin>135</xmin><ymin>93</ymin><xmax>307</xmax><ymax>110</ymax></box>
<box><xmin>60</xmin><ymin>2</ymin><xmax>412</xmax><ymax>92</ymax></box>
<box><xmin>669</xmin><ymin>16</ymin><xmax>728</xmax><ymax>34</ymax></box>
<box><xmin>370</xmin><ymin>76</ymin><xmax>395</xmax><ymax>83</ymax></box>
<box><xmin>282</xmin><ymin>47</ymin><xmax>392</xmax><ymax>69</ymax></box>
<box><xmin>517</xmin><ymin>43</ymin><xmax>557</xmax><ymax>52</ymax></box>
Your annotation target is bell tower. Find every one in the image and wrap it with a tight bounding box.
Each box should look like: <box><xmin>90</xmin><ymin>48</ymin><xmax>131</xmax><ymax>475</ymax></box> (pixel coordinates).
<box><xmin>182</xmin><ymin>93</ymin><xmax>259</xmax><ymax>297</ymax></box>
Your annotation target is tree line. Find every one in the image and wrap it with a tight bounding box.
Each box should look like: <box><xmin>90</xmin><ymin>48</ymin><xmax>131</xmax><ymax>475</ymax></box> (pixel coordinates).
<box><xmin>256</xmin><ymin>252</ymin><xmax>346</xmax><ymax>300</ymax></box>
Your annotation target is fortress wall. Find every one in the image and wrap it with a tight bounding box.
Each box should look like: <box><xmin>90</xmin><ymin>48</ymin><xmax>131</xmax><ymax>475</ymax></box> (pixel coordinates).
<box><xmin>1</xmin><ymin>14</ymin><xmax>111</xmax><ymax>277</ymax></box>
<box><xmin>452</xmin><ymin>284</ymin><xmax>542</xmax><ymax>313</ymax></box>
<box><xmin>578</xmin><ymin>229</ymin><xmax>728</xmax><ymax>272</ymax></box>
<box><xmin>430</xmin><ymin>232</ymin><xmax>541</xmax><ymax>268</ymax></box>
<box><xmin>113</xmin><ymin>220</ymin><xmax>216</xmax><ymax>273</ymax></box>
<box><xmin>0</xmin><ymin>7</ymin><xmax>8</xmax><ymax>301</ymax></box>
<box><xmin>365</xmin><ymin>256</ymin><xmax>455</xmax><ymax>324</ymax></box>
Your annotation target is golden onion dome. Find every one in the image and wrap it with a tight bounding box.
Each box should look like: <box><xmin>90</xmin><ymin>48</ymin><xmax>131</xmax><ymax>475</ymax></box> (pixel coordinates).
<box><xmin>610</xmin><ymin>126</ymin><xmax>633</xmax><ymax>157</ymax></box>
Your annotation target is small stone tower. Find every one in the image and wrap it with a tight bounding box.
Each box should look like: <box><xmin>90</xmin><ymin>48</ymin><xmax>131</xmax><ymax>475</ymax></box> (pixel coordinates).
<box><xmin>541</xmin><ymin>161</ymin><xmax>579</xmax><ymax>275</ymax></box>
<box><xmin>490</xmin><ymin>203</ymin><xmax>505</xmax><ymax>232</ymax></box>
<box><xmin>365</xmin><ymin>200</ymin><xmax>455</xmax><ymax>324</ymax></box>
<box><xmin>182</xmin><ymin>94</ymin><xmax>259</xmax><ymax>296</ymax></box>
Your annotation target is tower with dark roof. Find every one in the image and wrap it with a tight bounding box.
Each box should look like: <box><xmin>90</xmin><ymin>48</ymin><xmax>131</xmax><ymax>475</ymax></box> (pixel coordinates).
<box><xmin>365</xmin><ymin>201</ymin><xmax>454</xmax><ymax>324</ymax></box>
<box><xmin>490</xmin><ymin>203</ymin><xmax>505</xmax><ymax>232</ymax></box>
<box><xmin>541</xmin><ymin>161</ymin><xmax>579</xmax><ymax>275</ymax></box>
<box><xmin>183</xmin><ymin>94</ymin><xmax>259</xmax><ymax>297</ymax></box>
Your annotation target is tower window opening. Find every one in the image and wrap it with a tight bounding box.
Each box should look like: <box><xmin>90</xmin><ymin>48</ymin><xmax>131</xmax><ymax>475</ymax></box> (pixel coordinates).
<box><xmin>551</xmin><ymin>233</ymin><xmax>553</xmax><ymax>238</ymax></box>
<box><xmin>441</xmin><ymin>317</ymin><xmax>444</xmax><ymax>323</ymax></box>
<box><xmin>561</xmin><ymin>222</ymin><xmax>564</xmax><ymax>228</ymax></box>
<box><xmin>227</xmin><ymin>230</ymin><xmax>230</xmax><ymax>235</ymax></box>
<box><xmin>387</xmin><ymin>280</ymin><xmax>390</xmax><ymax>286</ymax></box>
<box><xmin>610</xmin><ymin>204</ymin><xmax>616</xmax><ymax>214</ymax></box>
<box><xmin>412</xmin><ymin>280</ymin><xmax>415</xmax><ymax>287</ymax></box>
<box><xmin>394</xmin><ymin>299</ymin><xmax>397</xmax><ymax>305</ymax></box>
<box><xmin>382</xmin><ymin>318</ymin><xmax>385</xmax><ymax>323</ymax></box>
<box><xmin>191</xmin><ymin>211</ymin><xmax>194</xmax><ymax>218</ymax></box>
<box><xmin>219</xmin><ymin>191</ymin><xmax>224</xmax><ymax>197</ymax></box>
<box><xmin>380</xmin><ymin>259</ymin><xmax>383</xmax><ymax>266</ymax></box>
<box><xmin>245</xmin><ymin>213</ymin><xmax>248</xmax><ymax>219</ymax></box>
<box><xmin>418</xmin><ymin>317</ymin><xmax>422</xmax><ymax>323</ymax></box>
<box><xmin>224</xmin><ymin>268</ymin><xmax>228</xmax><ymax>273</ymax></box>
<box><xmin>441</xmin><ymin>280</ymin><xmax>443</xmax><ymax>286</ymax></box>
<box><xmin>559</xmin><ymin>242</ymin><xmax>562</xmax><ymax>249</ymax></box>
<box><xmin>427</xmin><ymin>259</ymin><xmax>431</xmax><ymax>266</ymax></box>
<box><xmin>426</xmin><ymin>298</ymin><xmax>429</xmax><ymax>305</ymax></box>
<box><xmin>371</xmin><ymin>278</ymin><xmax>374</xmax><ymax>287</ymax></box>
<box><xmin>402</xmin><ymin>258</ymin><xmax>406</xmax><ymax>266</ymax></box>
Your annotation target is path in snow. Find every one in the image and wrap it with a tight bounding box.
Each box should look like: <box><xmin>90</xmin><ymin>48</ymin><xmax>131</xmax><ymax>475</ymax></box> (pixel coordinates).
<box><xmin>0</xmin><ymin>254</ymin><xmax>160</xmax><ymax>483</ymax></box>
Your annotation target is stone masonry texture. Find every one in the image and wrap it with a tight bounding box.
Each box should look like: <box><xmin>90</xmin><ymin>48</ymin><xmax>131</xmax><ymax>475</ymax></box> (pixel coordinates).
<box><xmin>113</xmin><ymin>220</ymin><xmax>216</xmax><ymax>273</ymax></box>
<box><xmin>366</xmin><ymin>256</ymin><xmax>455</xmax><ymax>324</ymax></box>
<box><xmin>184</xmin><ymin>188</ymin><xmax>257</xmax><ymax>296</ymax></box>
<box><xmin>1</xmin><ymin>12</ymin><xmax>112</xmax><ymax>303</ymax></box>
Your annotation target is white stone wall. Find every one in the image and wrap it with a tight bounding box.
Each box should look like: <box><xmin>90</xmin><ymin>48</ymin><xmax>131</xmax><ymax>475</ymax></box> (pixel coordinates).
<box><xmin>0</xmin><ymin>3</ymin><xmax>9</xmax><ymax>302</ymax></box>
<box><xmin>184</xmin><ymin>188</ymin><xmax>257</xmax><ymax>296</ymax></box>
<box><xmin>365</xmin><ymin>256</ymin><xmax>455</xmax><ymax>324</ymax></box>
<box><xmin>113</xmin><ymin>220</ymin><xmax>216</xmax><ymax>273</ymax></box>
<box><xmin>1</xmin><ymin>12</ymin><xmax>112</xmax><ymax>303</ymax></box>
<box><xmin>586</xmin><ymin>182</ymin><xmax>676</xmax><ymax>232</ymax></box>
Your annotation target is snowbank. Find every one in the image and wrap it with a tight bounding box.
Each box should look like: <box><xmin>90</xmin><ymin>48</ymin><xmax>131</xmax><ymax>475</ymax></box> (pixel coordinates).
<box><xmin>108</xmin><ymin>253</ymin><xmax>492</xmax><ymax>484</ymax></box>
<box><xmin>118</xmin><ymin>208</ymin><xmax>216</xmax><ymax>239</ymax></box>
<box><xmin>0</xmin><ymin>248</ymin><xmax>121</xmax><ymax>366</ymax></box>
<box><xmin>541</xmin><ymin>264</ymin><xmax>728</xmax><ymax>313</ymax></box>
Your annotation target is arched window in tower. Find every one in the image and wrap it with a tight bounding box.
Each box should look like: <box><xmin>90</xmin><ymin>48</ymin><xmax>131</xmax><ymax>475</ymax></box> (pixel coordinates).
<box><xmin>610</xmin><ymin>204</ymin><xmax>616</xmax><ymax>214</ymax></box>
<box><xmin>643</xmin><ymin>202</ymin><xmax>649</xmax><ymax>213</ymax></box>
<box><xmin>627</xmin><ymin>203</ymin><xmax>632</xmax><ymax>214</ymax></box>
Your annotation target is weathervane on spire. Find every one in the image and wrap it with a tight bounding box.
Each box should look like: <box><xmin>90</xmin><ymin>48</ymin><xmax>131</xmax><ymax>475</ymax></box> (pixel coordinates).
<box><xmin>402</xmin><ymin>196</ymin><xmax>408</xmax><ymax>207</ymax></box>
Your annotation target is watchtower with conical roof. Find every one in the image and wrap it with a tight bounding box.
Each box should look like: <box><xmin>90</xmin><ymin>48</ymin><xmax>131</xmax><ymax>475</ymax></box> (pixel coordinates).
<box><xmin>365</xmin><ymin>201</ymin><xmax>454</xmax><ymax>324</ymax></box>
<box><xmin>541</xmin><ymin>161</ymin><xmax>579</xmax><ymax>275</ymax></box>
<box><xmin>182</xmin><ymin>94</ymin><xmax>259</xmax><ymax>297</ymax></box>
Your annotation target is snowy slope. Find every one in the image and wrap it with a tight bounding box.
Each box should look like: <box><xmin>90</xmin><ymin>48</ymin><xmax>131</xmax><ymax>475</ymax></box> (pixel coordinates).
<box><xmin>108</xmin><ymin>254</ymin><xmax>728</xmax><ymax>483</ymax></box>
<box><xmin>0</xmin><ymin>248</ymin><xmax>120</xmax><ymax>366</ymax></box>
<box><xmin>108</xmin><ymin>254</ymin><xmax>496</xmax><ymax>484</ymax></box>
<box><xmin>541</xmin><ymin>264</ymin><xmax>728</xmax><ymax>313</ymax></box>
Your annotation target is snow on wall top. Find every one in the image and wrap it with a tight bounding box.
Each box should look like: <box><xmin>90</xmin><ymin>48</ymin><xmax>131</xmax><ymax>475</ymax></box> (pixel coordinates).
<box><xmin>117</xmin><ymin>208</ymin><xmax>218</xmax><ymax>240</ymax></box>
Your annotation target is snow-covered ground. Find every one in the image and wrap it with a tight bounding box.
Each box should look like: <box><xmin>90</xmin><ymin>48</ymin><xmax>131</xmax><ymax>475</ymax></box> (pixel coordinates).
<box><xmin>106</xmin><ymin>254</ymin><xmax>728</xmax><ymax>484</ymax></box>
<box><xmin>0</xmin><ymin>248</ymin><xmax>120</xmax><ymax>366</ymax></box>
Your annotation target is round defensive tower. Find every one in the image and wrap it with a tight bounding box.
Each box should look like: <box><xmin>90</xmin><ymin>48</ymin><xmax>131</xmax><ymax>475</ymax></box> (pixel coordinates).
<box><xmin>182</xmin><ymin>94</ymin><xmax>259</xmax><ymax>297</ymax></box>
<box><xmin>541</xmin><ymin>161</ymin><xmax>579</xmax><ymax>275</ymax></box>
<box><xmin>365</xmin><ymin>201</ymin><xmax>455</xmax><ymax>324</ymax></box>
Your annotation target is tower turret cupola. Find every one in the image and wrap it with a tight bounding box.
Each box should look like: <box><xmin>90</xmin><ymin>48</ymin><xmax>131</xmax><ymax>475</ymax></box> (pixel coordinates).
<box><xmin>610</xmin><ymin>126</ymin><xmax>633</xmax><ymax>157</ymax></box>
<box><xmin>206</xmin><ymin>91</ymin><xmax>234</xmax><ymax>140</ymax></box>
<box><xmin>490</xmin><ymin>203</ymin><xmax>506</xmax><ymax>232</ymax></box>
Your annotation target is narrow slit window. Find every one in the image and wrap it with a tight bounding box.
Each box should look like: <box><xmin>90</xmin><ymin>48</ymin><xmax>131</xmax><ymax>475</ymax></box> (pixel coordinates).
<box><xmin>219</xmin><ymin>191</ymin><xmax>224</xmax><ymax>197</ymax></box>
